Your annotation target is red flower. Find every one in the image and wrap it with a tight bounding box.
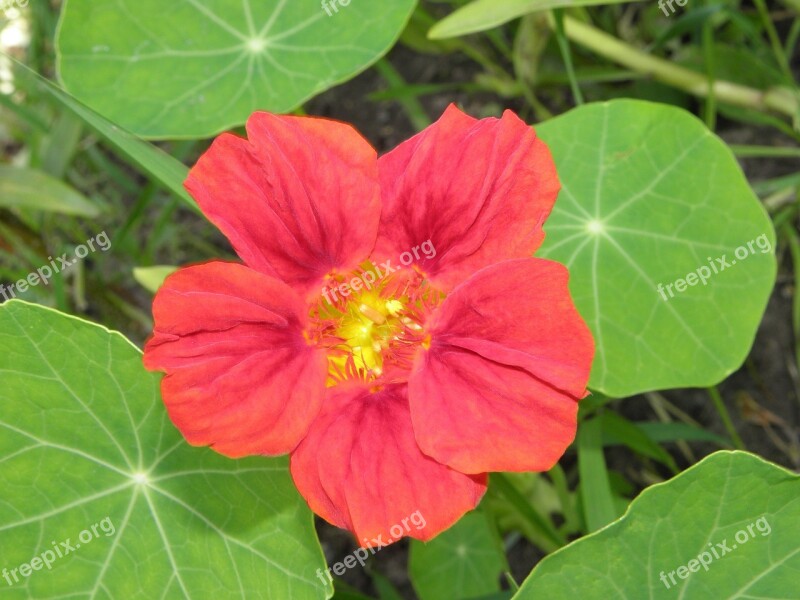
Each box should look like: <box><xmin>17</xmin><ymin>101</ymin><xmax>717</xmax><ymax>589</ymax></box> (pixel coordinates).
<box><xmin>143</xmin><ymin>105</ymin><xmax>594</xmax><ymax>546</ymax></box>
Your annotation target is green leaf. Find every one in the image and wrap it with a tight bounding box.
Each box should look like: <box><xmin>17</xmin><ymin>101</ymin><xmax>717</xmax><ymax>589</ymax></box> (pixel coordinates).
<box><xmin>40</xmin><ymin>112</ymin><xmax>84</xmax><ymax>178</ymax></box>
<box><xmin>409</xmin><ymin>512</ymin><xmax>507</xmax><ymax>600</ymax></box>
<box><xmin>599</xmin><ymin>411</ymin><xmax>679</xmax><ymax>473</ymax></box>
<box><xmin>398</xmin><ymin>6</ymin><xmax>461</xmax><ymax>55</ymax></box>
<box><xmin>133</xmin><ymin>265</ymin><xmax>179</xmax><ymax>294</ymax></box>
<box><xmin>4</xmin><ymin>53</ymin><xmax>197</xmax><ymax>213</ymax></box>
<box><xmin>0</xmin><ymin>166</ymin><xmax>99</xmax><ymax>217</ymax></box>
<box><xmin>513</xmin><ymin>451</ymin><xmax>799</xmax><ymax>598</ymax></box>
<box><xmin>56</xmin><ymin>0</ymin><xmax>417</xmax><ymax>139</ymax></box>
<box><xmin>0</xmin><ymin>301</ymin><xmax>329</xmax><ymax>599</ymax></box>
<box><xmin>428</xmin><ymin>0</ymin><xmax>642</xmax><ymax>39</ymax></box>
<box><xmin>678</xmin><ymin>44</ymin><xmax>786</xmax><ymax>90</ymax></box>
<box><xmin>490</xmin><ymin>474</ymin><xmax>565</xmax><ymax>552</ymax></box>
<box><xmin>636</xmin><ymin>422</ymin><xmax>731</xmax><ymax>446</ymax></box>
<box><xmin>536</xmin><ymin>100</ymin><xmax>776</xmax><ymax>397</ymax></box>
<box><xmin>577</xmin><ymin>417</ymin><xmax>617</xmax><ymax>532</ymax></box>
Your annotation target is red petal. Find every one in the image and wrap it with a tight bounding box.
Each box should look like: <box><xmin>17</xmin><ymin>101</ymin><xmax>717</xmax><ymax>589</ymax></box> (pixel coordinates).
<box><xmin>374</xmin><ymin>104</ymin><xmax>559</xmax><ymax>291</ymax></box>
<box><xmin>143</xmin><ymin>262</ymin><xmax>327</xmax><ymax>457</ymax></box>
<box><xmin>290</xmin><ymin>383</ymin><xmax>486</xmax><ymax>546</ymax></box>
<box><xmin>409</xmin><ymin>258</ymin><xmax>594</xmax><ymax>473</ymax></box>
<box><xmin>186</xmin><ymin>112</ymin><xmax>381</xmax><ymax>296</ymax></box>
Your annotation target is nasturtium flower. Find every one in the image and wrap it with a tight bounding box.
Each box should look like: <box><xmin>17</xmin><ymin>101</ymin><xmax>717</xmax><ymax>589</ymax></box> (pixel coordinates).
<box><xmin>143</xmin><ymin>105</ymin><xmax>594</xmax><ymax>546</ymax></box>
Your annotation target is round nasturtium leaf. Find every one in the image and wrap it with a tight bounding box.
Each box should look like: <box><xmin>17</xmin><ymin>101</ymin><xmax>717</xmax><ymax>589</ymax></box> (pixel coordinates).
<box><xmin>513</xmin><ymin>451</ymin><xmax>800</xmax><ymax>599</ymax></box>
<box><xmin>536</xmin><ymin>100</ymin><xmax>776</xmax><ymax>398</ymax></box>
<box><xmin>0</xmin><ymin>301</ymin><xmax>329</xmax><ymax>600</ymax></box>
<box><xmin>409</xmin><ymin>511</ymin><xmax>507</xmax><ymax>600</ymax></box>
<box><xmin>55</xmin><ymin>0</ymin><xmax>416</xmax><ymax>139</ymax></box>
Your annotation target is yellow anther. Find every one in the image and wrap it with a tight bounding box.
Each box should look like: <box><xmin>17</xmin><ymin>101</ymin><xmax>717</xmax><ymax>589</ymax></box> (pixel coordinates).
<box><xmin>386</xmin><ymin>299</ymin><xmax>404</xmax><ymax>315</ymax></box>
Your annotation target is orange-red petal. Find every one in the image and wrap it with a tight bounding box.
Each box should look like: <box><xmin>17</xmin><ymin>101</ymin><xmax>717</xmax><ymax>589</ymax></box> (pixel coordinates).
<box><xmin>290</xmin><ymin>383</ymin><xmax>487</xmax><ymax>546</ymax></box>
<box><xmin>409</xmin><ymin>258</ymin><xmax>594</xmax><ymax>474</ymax></box>
<box><xmin>374</xmin><ymin>104</ymin><xmax>559</xmax><ymax>291</ymax></box>
<box><xmin>143</xmin><ymin>261</ymin><xmax>327</xmax><ymax>457</ymax></box>
<box><xmin>185</xmin><ymin>112</ymin><xmax>381</xmax><ymax>296</ymax></box>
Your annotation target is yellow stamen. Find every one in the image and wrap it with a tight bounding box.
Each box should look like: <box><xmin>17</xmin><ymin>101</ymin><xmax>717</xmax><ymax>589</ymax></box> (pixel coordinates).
<box><xmin>359</xmin><ymin>303</ymin><xmax>386</xmax><ymax>325</ymax></box>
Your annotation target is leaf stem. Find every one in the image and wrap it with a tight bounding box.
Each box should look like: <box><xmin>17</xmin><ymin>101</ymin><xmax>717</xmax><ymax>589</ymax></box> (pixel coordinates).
<box><xmin>552</xmin><ymin>9</ymin><xmax>584</xmax><ymax>105</ymax></box>
<box><xmin>577</xmin><ymin>417</ymin><xmax>617</xmax><ymax>533</ymax></box>
<box><xmin>374</xmin><ymin>59</ymin><xmax>432</xmax><ymax>131</ymax></box>
<box><xmin>707</xmin><ymin>386</ymin><xmax>745</xmax><ymax>450</ymax></box>
<box><xmin>751</xmin><ymin>0</ymin><xmax>795</xmax><ymax>82</ymax></box>
<box><xmin>729</xmin><ymin>144</ymin><xmax>800</xmax><ymax>158</ymax></box>
<box><xmin>547</xmin><ymin>15</ymin><xmax>799</xmax><ymax>122</ymax></box>
<box><xmin>701</xmin><ymin>21</ymin><xmax>717</xmax><ymax>130</ymax></box>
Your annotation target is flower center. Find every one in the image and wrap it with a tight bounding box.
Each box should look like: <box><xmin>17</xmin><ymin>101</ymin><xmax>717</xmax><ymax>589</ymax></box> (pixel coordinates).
<box><xmin>307</xmin><ymin>263</ymin><xmax>443</xmax><ymax>385</ymax></box>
